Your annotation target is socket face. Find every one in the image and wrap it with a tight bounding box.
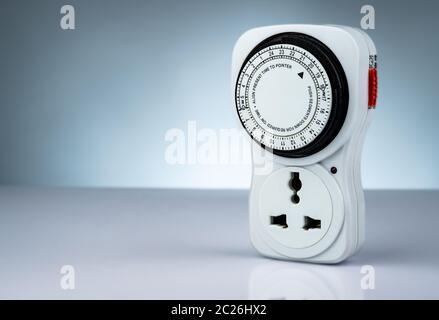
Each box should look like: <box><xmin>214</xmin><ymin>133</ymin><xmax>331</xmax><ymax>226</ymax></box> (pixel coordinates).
<box><xmin>256</xmin><ymin>165</ymin><xmax>344</xmax><ymax>258</ymax></box>
<box><xmin>260</xmin><ymin>167</ymin><xmax>333</xmax><ymax>249</ymax></box>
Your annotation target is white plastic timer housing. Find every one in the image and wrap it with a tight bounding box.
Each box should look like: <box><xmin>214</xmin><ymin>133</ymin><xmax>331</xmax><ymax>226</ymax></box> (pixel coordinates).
<box><xmin>231</xmin><ymin>25</ymin><xmax>377</xmax><ymax>263</ymax></box>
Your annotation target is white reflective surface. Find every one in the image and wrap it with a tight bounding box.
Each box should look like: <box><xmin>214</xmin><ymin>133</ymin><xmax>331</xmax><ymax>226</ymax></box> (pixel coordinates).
<box><xmin>0</xmin><ymin>188</ymin><xmax>438</xmax><ymax>299</ymax></box>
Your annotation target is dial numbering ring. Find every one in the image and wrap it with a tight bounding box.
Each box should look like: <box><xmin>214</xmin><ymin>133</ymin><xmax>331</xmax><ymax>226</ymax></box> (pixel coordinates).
<box><xmin>235</xmin><ymin>32</ymin><xmax>349</xmax><ymax>158</ymax></box>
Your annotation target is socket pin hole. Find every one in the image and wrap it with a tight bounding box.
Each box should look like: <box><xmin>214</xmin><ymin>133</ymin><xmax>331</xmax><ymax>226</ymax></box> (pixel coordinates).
<box><xmin>290</xmin><ymin>172</ymin><xmax>302</xmax><ymax>191</ymax></box>
<box><xmin>303</xmin><ymin>216</ymin><xmax>321</xmax><ymax>230</ymax></box>
<box><xmin>289</xmin><ymin>172</ymin><xmax>302</xmax><ymax>204</ymax></box>
<box><xmin>270</xmin><ymin>214</ymin><xmax>288</xmax><ymax>228</ymax></box>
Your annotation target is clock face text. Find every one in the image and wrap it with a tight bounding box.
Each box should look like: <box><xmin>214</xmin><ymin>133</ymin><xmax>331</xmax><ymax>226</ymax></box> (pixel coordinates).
<box><xmin>236</xmin><ymin>43</ymin><xmax>332</xmax><ymax>151</ymax></box>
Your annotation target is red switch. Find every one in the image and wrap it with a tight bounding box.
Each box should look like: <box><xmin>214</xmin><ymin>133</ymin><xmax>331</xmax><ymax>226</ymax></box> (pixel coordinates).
<box><xmin>368</xmin><ymin>68</ymin><xmax>378</xmax><ymax>109</ymax></box>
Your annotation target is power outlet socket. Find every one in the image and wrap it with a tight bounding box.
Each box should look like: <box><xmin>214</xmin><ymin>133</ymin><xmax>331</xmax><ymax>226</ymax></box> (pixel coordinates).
<box><xmin>261</xmin><ymin>167</ymin><xmax>338</xmax><ymax>249</ymax></box>
<box><xmin>250</xmin><ymin>164</ymin><xmax>345</xmax><ymax>261</ymax></box>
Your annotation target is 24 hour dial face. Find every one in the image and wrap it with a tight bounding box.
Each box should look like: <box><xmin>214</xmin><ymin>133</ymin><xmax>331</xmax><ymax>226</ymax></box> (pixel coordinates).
<box><xmin>236</xmin><ymin>43</ymin><xmax>332</xmax><ymax>152</ymax></box>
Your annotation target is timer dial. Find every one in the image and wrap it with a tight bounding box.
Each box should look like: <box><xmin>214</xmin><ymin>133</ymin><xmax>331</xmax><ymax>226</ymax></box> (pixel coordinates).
<box><xmin>235</xmin><ymin>33</ymin><xmax>348</xmax><ymax>158</ymax></box>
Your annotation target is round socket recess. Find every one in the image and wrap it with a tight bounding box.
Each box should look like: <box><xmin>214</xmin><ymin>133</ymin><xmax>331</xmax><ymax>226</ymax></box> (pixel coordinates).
<box><xmin>259</xmin><ymin>166</ymin><xmax>344</xmax><ymax>251</ymax></box>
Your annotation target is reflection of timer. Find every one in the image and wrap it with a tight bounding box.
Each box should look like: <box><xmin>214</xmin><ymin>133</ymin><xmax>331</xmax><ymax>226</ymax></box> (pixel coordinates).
<box><xmin>248</xmin><ymin>263</ymin><xmax>364</xmax><ymax>300</ymax></box>
<box><xmin>232</xmin><ymin>25</ymin><xmax>378</xmax><ymax>263</ymax></box>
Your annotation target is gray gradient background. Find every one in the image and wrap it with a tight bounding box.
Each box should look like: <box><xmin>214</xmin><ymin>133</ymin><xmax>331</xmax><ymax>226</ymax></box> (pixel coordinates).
<box><xmin>0</xmin><ymin>0</ymin><xmax>438</xmax><ymax>189</ymax></box>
